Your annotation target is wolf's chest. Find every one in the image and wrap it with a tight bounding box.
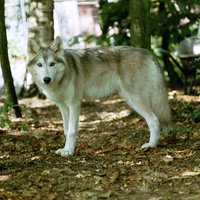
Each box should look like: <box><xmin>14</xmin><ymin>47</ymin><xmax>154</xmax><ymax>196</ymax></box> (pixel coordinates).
<box><xmin>42</xmin><ymin>84</ymin><xmax>74</xmax><ymax>104</ymax></box>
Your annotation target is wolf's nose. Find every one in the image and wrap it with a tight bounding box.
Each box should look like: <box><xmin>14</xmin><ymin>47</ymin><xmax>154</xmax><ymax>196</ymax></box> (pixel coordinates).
<box><xmin>43</xmin><ymin>77</ymin><xmax>51</xmax><ymax>84</ymax></box>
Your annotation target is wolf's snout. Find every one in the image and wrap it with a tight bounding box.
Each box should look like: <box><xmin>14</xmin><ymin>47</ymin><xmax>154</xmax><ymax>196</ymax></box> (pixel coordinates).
<box><xmin>43</xmin><ymin>77</ymin><xmax>51</xmax><ymax>84</ymax></box>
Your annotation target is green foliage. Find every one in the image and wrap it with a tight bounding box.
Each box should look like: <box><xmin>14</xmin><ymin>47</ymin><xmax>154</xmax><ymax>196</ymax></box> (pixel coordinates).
<box><xmin>150</xmin><ymin>0</ymin><xmax>200</xmax><ymax>46</ymax></box>
<box><xmin>170</xmin><ymin>125</ymin><xmax>194</xmax><ymax>138</ymax></box>
<box><xmin>0</xmin><ymin>102</ymin><xmax>14</xmax><ymax>128</ymax></box>
<box><xmin>72</xmin><ymin>0</ymin><xmax>199</xmax><ymax>48</ymax></box>
<box><xmin>21</xmin><ymin>121</ymin><xmax>29</xmax><ymax>131</ymax></box>
<box><xmin>173</xmin><ymin>99</ymin><xmax>200</xmax><ymax>123</ymax></box>
<box><xmin>168</xmin><ymin>93</ymin><xmax>200</xmax><ymax>138</ymax></box>
<box><xmin>0</xmin><ymin>114</ymin><xmax>11</xmax><ymax>128</ymax></box>
<box><xmin>0</xmin><ymin>102</ymin><xmax>29</xmax><ymax>130</ymax></box>
<box><xmin>195</xmin><ymin>56</ymin><xmax>200</xmax><ymax>74</ymax></box>
<box><xmin>189</xmin><ymin>110</ymin><xmax>200</xmax><ymax>123</ymax></box>
<box><xmin>69</xmin><ymin>0</ymin><xmax>131</xmax><ymax>47</ymax></box>
<box><xmin>98</xmin><ymin>0</ymin><xmax>130</xmax><ymax>46</ymax></box>
<box><xmin>95</xmin><ymin>0</ymin><xmax>200</xmax><ymax>87</ymax></box>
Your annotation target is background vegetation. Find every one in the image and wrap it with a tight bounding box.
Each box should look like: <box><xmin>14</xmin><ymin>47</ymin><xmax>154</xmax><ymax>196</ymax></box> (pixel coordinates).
<box><xmin>81</xmin><ymin>0</ymin><xmax>200</xmax><ymax>89</ymax></box>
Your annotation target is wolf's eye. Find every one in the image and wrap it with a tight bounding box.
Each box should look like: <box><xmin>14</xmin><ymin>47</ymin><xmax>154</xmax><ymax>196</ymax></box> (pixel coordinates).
<box><xmin>37</xmin><ymin>63</ymin><xmax>42</xmax><ymax>67</ymax></box>
<box><xmin>50</xmin><ymin>62</ymin><xmax>55</xmax><ymax>67</ymax></box>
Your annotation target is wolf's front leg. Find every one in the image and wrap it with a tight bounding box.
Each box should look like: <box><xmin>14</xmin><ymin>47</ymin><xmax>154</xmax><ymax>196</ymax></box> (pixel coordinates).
<box><xmin>56</xmin><ymin>102</ymin><xmax>80</xmax><ymax>156</ymax></box>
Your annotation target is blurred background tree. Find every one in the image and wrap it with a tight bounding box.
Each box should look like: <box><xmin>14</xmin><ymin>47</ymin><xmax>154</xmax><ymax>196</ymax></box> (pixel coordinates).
<box><xmin>19</xmin><ymin>0</ymin><xmax>54</xmax><ymax>98</ymax></box>
<box><xmin>28</xmin><ymin>0</ymin><xmax>54</xmax><ymax>46</ymax></box>
<box><xmin>130</xmin><ymin>0</ymin><xmax>150</xmax><ymax>49</ymax></box>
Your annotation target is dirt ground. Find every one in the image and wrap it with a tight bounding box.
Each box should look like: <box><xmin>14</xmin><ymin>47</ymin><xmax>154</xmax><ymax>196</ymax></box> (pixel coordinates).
<box><xmin>0</xmin><ymin>91</ymin><xmax>200</xmax><ymax>200</ymax></box>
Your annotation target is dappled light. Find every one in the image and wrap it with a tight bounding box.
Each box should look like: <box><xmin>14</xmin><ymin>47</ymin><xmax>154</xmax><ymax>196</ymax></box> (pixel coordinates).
<box><xmin>0</xmin><ymin>93</ymin><xmax>200</xmax><ymax>199</ymax></box>
<box><xmin>0</xmin><ymin>175</ymin><xmax>11</xmax><ymax>182</ymax></box>
<box><xmin>169</xmin><ymin>90</ymin><xmax>200</xmax><ymax>102</ymax></box>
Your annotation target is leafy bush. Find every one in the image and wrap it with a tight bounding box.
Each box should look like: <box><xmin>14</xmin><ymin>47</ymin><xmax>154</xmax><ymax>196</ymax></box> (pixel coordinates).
<box><xmin>0</xmin><ymin>102</ymin><xmax>13</xmax><ymax>128</ymax></box>
<box><xmin>0</xmin><ymin>102</ymin><xmax>29</xmax><ymax>131</ymax></box>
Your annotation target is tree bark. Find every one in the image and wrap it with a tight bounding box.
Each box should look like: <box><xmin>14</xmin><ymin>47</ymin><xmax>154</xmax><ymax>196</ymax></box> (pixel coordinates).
<box><xmin>28</xmin><ymin>0</ymin><xmax>54</xmax><ymax>46</ymax></box>
<box><xmin>0</xmin><ymin>0</ymin><xmax>21</xmax><ymax>118</ymax></box>
<box><xmin>129</xmin><ymin>0</ymin><xmax>150</xmax><ymax>49</ymax></box>
<box><xmin>24</xmin><ymin>0</ymin><xmax>54</xmax><ymax>98</ymax></box>
<box><xmin>159</xmin><ymin>2</ymin><xmax>183</xmax><ymax>89</ymax></box>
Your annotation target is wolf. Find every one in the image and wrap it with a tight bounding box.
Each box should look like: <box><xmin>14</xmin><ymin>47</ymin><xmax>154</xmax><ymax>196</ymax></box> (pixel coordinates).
<box><xmin>27</xmin><ymin>36</ymin><xmax>171</xmax><ymax>156</ymax></box>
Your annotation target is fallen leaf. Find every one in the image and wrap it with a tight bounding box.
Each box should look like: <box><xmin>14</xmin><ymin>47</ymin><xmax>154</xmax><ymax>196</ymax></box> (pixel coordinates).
<box><xmin>98</xmin><ymin>190</ymin><xmax>112</xmax><ymax>198</ymax></box>
<box><xmin>128</xmin><ymin>172</ymin><xmax>142</xmax><ymax>181</ymax></box>
<box><xmin>41</xmin><ymin>170</ymin><xmax>50</xmax><ymax>176</ymax></box>
<box><xmin>152</xmin><ymin>171</ymin><xmax>168</xmax><ymax>179</ymax></box>
<box><xmin>181</xmin><ymin>171</ymin><xmax>200</xmax><ymax>177</ymax></box>
<box><xmin>121</xmin><ymin>137</ymin><xmax>132</xmax><ymax>149</ymax></box>
<box><xmin>162</xmin><ymin>155</ymin><xmax>174</xmax><ymax>163</ymax></box>
<box><xmin>109</xmin><ymin>171</ymin><xmax>120</xmax><ymax>184</ymax></box>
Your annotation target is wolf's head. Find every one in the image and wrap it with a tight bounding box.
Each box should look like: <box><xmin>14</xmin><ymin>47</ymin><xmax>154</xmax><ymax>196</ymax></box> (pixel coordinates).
<box><xmin>27</xmin><ymin>36</ymin><xmax>66</xmax><ymax>87</ymax></box>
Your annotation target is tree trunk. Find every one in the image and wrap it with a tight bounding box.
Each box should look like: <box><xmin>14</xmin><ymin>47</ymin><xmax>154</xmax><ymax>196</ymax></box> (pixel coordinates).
<box><xmin>161</xmin><ymin>34</ymin><xmax>183</xmax><ymax>89</ymax></box>
<box><xmin>0</xmin><ymin>0</ymin><xmax>21</xmax><ymax>118</ymax></box>
<box><xmin>159</xmin><ymin>2</ymin><xmax>183</xmax><ymax>89</ymax></box>
<box><xmin>24</xmin><ymin>0</ymin><xmax>54</xmax><ymax>98</ymax></box>
<box><xmin>28</xmin><ymin>0</ymin><xmax>54</xmax><ymax>46</ymax></box>
<box><xmin>129</xmin><ymin>0</ymin><xmax>150</xmax><ymax>50</ymax></box>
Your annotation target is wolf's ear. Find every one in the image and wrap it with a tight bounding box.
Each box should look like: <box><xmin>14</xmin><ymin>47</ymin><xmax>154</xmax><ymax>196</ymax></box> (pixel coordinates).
<box><xmin>49</xmin><ymin>36</ymin><xmax>63</xmax><ymax>53</ymax></box>
<box><xmin>27</xmin><ymin>38</ymin><xmax>41</xmax><ymax>60</ymax></box>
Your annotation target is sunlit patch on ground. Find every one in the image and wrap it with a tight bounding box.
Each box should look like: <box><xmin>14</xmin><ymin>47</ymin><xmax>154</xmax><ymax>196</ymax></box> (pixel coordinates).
<box><xmin>0</xmin><ymin>92</ymin><xmax>200</xmax><ymax>199</ymax></box>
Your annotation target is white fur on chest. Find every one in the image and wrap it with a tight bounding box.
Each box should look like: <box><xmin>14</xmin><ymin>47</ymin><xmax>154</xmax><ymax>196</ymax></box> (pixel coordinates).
<box><xmin>42</xmin><ymin>82</ymin><xmax>75</xmax><ymax>104</ymax></box>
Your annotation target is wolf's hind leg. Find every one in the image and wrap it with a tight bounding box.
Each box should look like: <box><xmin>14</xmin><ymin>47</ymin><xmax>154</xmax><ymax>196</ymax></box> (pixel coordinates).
<box><xmin>122</xmin><ymin>93</ymin><xmax>160</xmax><ymax>148</ymax></box>
<box><xmin>140</xmin><ymin>114</ymin><xmax>160</xmax><ymax>149</ymax></box>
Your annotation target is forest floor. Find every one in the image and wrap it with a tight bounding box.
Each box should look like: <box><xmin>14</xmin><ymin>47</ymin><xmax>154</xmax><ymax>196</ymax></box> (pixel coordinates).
<box><xmin>0</xmin><ymin>90</ymin><xmax>200</xmax><ymax>200</ymax></box>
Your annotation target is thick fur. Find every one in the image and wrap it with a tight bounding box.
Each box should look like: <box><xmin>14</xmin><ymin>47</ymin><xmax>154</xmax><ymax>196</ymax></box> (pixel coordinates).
<box><xmin>27</xmin><ymin>36</ymin><xmax>171</xmax><ymax>156</ymax></box>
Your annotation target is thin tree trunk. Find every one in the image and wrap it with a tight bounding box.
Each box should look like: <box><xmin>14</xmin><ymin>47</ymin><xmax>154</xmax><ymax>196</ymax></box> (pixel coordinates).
<box><xmin>130</xmin><ymin>0</ymin><xmax>150</xmax><ymax>50</ymax></box>
<box><xmin>0</xmin><ymin>0</ymin><xmax>21</xmax><ymax>118</ymax></box>
<box><xmin>22</xmin><ymin>0</ymin><xmax>54</xmax><ymax>98</ymax></box>
<box><xmin>159</xmin><ymin>2</ymin><xmax>183</xmax><ymax>89</ymax></box>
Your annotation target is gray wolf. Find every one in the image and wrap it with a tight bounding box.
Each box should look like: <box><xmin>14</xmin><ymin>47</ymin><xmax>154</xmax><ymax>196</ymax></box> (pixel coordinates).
<box><xmin>27</xmin><ymin>36</ymin><xmax>171</xmax><ymax>156</ymax></box>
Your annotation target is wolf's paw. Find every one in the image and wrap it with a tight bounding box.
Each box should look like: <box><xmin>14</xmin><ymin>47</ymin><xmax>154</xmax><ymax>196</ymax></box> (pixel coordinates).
<box><xmin>141</xmin><ymin>142</ymin><xmax>156</xmax><ymax>149</ymax></box>
<box><xmin>55</xmin><ymin>148</ymin><xmax>74</xmax><ymax>156</ymax></box>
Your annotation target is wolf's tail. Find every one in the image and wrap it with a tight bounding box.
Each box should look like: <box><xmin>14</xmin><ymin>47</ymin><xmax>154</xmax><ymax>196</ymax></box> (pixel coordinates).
<box><xmin>152</xmin><ymin>85</ymin><xmax>171</xmax><ymax>132</ymax></box>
